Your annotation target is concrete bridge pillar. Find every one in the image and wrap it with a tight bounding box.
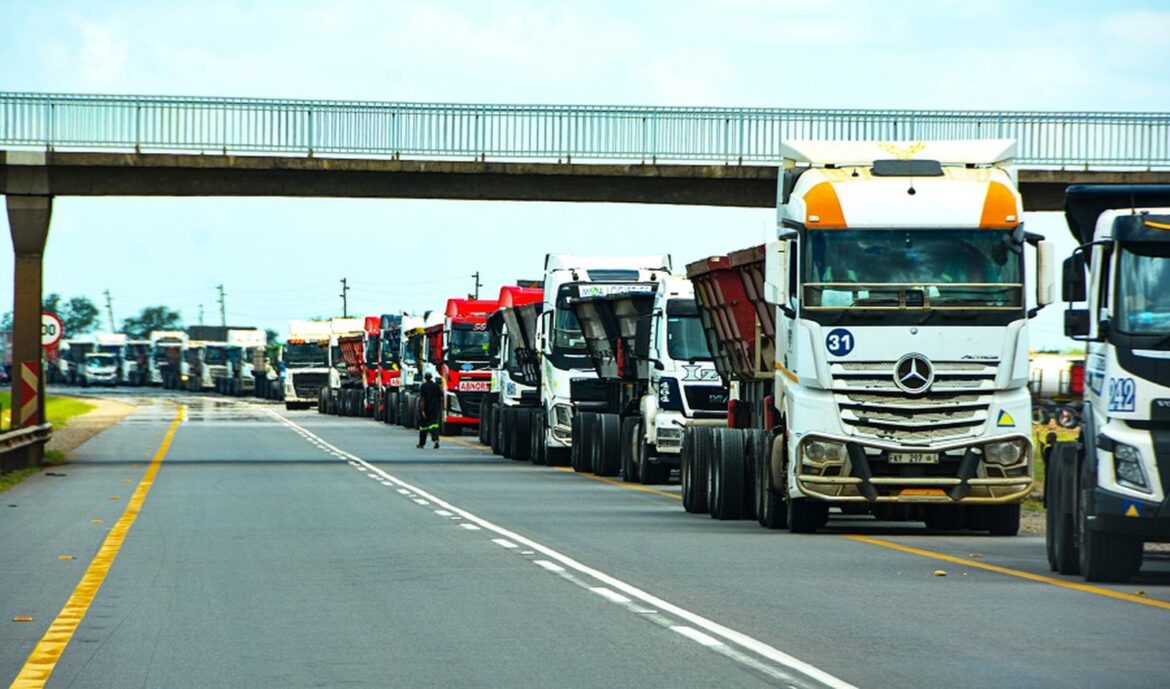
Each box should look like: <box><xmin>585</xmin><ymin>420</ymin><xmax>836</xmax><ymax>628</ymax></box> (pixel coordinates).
<box><xmin>5</xmin><ymin>153</ymin><xmax>52</xmax><ymax>467</ymax></box>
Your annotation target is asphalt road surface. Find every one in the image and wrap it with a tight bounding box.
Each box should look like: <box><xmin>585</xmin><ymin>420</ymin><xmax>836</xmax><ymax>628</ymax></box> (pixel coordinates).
<box><xmin>2</xmin><ymin>391</ymin><xmax>1168</xmax><ymax>689</ymax></box>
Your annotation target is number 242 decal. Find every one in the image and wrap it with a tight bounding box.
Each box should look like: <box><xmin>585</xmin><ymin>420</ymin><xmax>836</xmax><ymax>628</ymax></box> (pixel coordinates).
<box><xmin>1108</xmin><ymin>377</ymin><xmax>1136</xmax><ymax>412</ymax></box>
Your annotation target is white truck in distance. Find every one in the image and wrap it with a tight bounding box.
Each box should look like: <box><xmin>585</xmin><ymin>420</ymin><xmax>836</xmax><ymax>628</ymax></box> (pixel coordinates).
<box><xmin>282</xmin><ymin>320</ymin><xmax>332</xmax><ymax>410</ymax></box>
<box><xmin>536</xmin><ymin>254</ymin><xmax>674</xmax><ymax>466</ymax></box>
<box><xmin>1047</xmin><ymin>184</ymin><xmax>1170</xmax><ymax>582</ymax></box>
<box><xmin>684</xmin><ymin>139</ymin><xmax>1055</xmax><ymax>534</ymax></box>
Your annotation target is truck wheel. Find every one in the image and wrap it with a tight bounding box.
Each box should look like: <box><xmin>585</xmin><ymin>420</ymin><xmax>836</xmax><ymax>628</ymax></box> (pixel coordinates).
<box><xmin>502</xmin><ymin>408</ymin><xmax>515</xmax><ymax>458</ymax></box>
<box><xmin>756</xmin><ymin>435</ymin><xmax>787</xmax><ymax>529</ymax></box>
<box><xmin>530</xmin><ymin>410</ymin><xmax>547</xmax><ymax>466</ymax></box>
<box><xmin>689</xmin><ymin>426</ymin><xmax>711</xmax><ymax>514</ymax></box>
<box><xmin>712</xmin><ymin>429</ymin><xmax>745</xmax><ymax>520</ymax></box>
<box><xmin>285</xmin><ymin>402</ymin><xmax>296</xmax><ymax>411</ymax></box>
<box><xmin>787</xmin><ymin>497</ymin><xmax>828</xmax><ymax>533</ymax></box>
<box><xmin>981</xmin><ymin>504</ymin><xmax>1021</xmax><ymax>536</ymax></box>
<box><xmin>1079</xmin><ymin>489</ymin><xmax>1143</xmax><ymax>582</ymax></box>
<box><xmin>639</xmin><ymin>430</ymin><xmax>670</xmax><ymax>485</ymax></box>
<box><xmin>514</xmin><ymin>408</ymin><xmax>532</xmax><ymax>461</ymax></box>
<box><xmin>1046</xmin><ymin>443</ymin><xmax>1081</xmax><ymax>574</ymax></box>
<box><xmin>572</xmin><ymin>413</ymin><xmax>596</xmax><ymax>473</ymax></box>
<box><xmin>742</xmin><ymin>430</ymin><xmax>770</xmax><ymax>523</ymax></box>
<box><xmin>489</xmin><ymin>405</ymin><xmax>503</xmax><ymax>455</ymax></box>
<box><xmin>594</xmin><ymin>414</ymin><xmax>621</xmax><ymax>477</ymax></box>
<box><xmin>479</xmin><ymin>402</ymin><xmax>491</xmax><ymax>445</ymax></box>
<box><xmin>1056</xmin><ymin>406</ymin><xmax>1080</xmax><ymax>429</ymax></box>
<box><xmin>681</xmin><ymin>429</ymin><xmax>696</xmax><ymax>512</ymax></box>
<box><xmin>620</xmin><ymin>416</ymin><xmax>639</xmax><ymax>482</ymax></box>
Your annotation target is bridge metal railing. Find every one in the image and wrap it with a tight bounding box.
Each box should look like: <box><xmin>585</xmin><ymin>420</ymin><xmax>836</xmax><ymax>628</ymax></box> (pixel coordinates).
<box><xmin>1</xmin><ymin>92</ymin><xmax>1168</xmax><ymax>169</ymax></box>
<box><xmin>0</xmin><ymin>422</ymin><xmax>52</xmax><ymax>473</ymax></box>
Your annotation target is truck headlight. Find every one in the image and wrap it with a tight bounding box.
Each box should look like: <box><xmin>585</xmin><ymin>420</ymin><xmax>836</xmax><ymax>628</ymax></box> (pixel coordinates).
<box><xmin>802</xmin><ymin>439</ymin><xmax>845</xmax><ymax>466</ymax></box>
<box><xmin>553</xmin><ymin>403</ymin><xmax>573</xmax><ymax>429</ymax></box>
<box><xmin>984</xmin><ymin>439</ymin><xmax>1025</xmax><ymax>465</ymax></box>
<box><xmin>447</xmin><ymin>393</ymin><xmax>462</xmax><ymax>414</ymax></box>
<box><xmin>1113</xmin><ymin>443</ymin><xmax>1151</xmax><ymax>492</ymax></box>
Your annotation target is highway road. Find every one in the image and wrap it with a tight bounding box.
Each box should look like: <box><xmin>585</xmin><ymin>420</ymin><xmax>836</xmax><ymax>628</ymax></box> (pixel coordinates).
<box><xmin>2</xmin><ymin>391</ymin><xmax>1168</xmax><ymax>689</ymax></box>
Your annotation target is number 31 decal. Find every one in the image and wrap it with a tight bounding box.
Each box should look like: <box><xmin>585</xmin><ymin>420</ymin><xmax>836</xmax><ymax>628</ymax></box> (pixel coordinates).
<box><xmin>825</xmin><ymin>328</ymin><xmax>855</xmax><ymax>357</ymax></box>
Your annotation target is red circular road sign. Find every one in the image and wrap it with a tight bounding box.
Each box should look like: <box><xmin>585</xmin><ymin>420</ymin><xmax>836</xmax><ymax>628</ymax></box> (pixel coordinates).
<box><xmin>41</xmin><ymin>312</ymin><xmax>64</xmax><ymax>347</ymax></box>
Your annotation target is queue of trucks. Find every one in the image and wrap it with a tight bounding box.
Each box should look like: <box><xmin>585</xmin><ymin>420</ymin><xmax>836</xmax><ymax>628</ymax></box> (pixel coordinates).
<box><xmin>39</xmin><ymin>139</ymin><xmax>1169</xmax><ymax>584</ymax></box>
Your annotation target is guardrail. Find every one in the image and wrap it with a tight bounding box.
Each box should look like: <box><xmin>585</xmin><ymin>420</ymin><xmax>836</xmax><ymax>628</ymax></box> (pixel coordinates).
<box><xmin>1</xmin><ymin>92</ymin><xmax>1168</xmax><ymax>169</ymax></box>
<box><xmin>0</xmin><ymin>423</ymin><xmax>53</xmax><ymax>472</ymax></box>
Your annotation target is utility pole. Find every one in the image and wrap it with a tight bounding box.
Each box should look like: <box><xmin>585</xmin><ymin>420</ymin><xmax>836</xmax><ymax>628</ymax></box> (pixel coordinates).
<box><xmin>471</xmin><ymin>271</ymin><xmax>482</xmax><ymax>300</ymax></box>
<box><xmin>198</xmin><ymin>304</ymin><xmax>205</xmax><ymax>325</ymax></box>
<box><xmin>217</xmin><ymin>284</ymin><xmax>226</xmax><ymax>327</ymax></box>
<box><xmin>339</xmin><ymin>278</ymin><xmax>349</xmax><ymax>318</ymax></box>
<box><xmin>102</xmin><ymin>289</ymin><xmax>115</xmax><ymax>332</ymax></box>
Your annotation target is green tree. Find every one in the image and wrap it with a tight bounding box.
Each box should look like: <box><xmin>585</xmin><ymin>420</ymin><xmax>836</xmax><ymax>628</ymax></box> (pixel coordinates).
<box><xmin>0</xmin><ymin>293</ymin><xmax>100</xmax><ymax>336</ymax></box>
<box><xmin>62</xmin><ymin>296</ymin><xmax>100</xmax><ymax>335</ymax></box>
<box><xmin>121</xmin><ymin>306</ymin><xmax>183</xmax><ymax>339</ymax></box>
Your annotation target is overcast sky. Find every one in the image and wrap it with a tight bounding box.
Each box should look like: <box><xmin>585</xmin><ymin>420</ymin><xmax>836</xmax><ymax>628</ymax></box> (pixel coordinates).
<box><xmin>3</xmin><ymin>0</ymin><xmax>1169</xmax><ymax>349</ymax></box>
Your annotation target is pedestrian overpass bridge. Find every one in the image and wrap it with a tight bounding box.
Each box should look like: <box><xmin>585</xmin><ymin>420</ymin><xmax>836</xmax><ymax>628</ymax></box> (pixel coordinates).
<box><xmin>3</xmin><ymin>92</ymin><xmax>1170</xmax><ymax>466</ymax></box>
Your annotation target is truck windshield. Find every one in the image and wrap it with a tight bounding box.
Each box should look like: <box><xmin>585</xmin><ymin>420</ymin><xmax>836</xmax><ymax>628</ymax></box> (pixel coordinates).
<box><xmin>381</xmin><ymin>342</ymin><xmax>398</xmax><ymax>366</ymax></box>
<box><xmin>803</xmin><ymin>229</ymin><xmax>1023</xmax><ymax>309</ymax></box>
<box><xmin>88</xmin><ymin>354</ymin><xmax>115</xmax><ymax>367</ymax></box>
<box><xmin>553</xmin><ymin>309</ymin><xmax>587</xmax><ymax>352</ymax></box>
<box><xmin>365</xmin><ymin>339</ymin><xmax>380</xmax><ymax>367</ymax></box>
<box><xmin>283</xmin><ymin>342</ymin><xmax>328</xmax><ymax>368</ymax></box>
<box><xmin>449</xmin><ymin>324</ymin><xmax>490</xmax><ymax>360</ymax></box>
<box><xmin>667</xmin><ymin>315</ymin><xmax>712</xmax><ymax>361</ymax></box>
<box><xmin>204</xmin><ymin>347</ymin><xmax>228</xmax><ymax>365</ymax></box>
<box><xmin>1117</xmin><ymin>244</ymin><xmax>1170</xmax><ymax>335</ymax></box>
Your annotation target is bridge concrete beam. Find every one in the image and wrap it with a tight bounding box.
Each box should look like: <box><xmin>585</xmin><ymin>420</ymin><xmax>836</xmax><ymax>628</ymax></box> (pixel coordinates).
<box><xmin>3</xmin><ymin>152</ymin><xmax>1168</xmax><ymax>211</ymax></box>
<box><xmin>5</xmin><ymin>187</ymin><xmax>51</xmax><ymax>467</ymax></box>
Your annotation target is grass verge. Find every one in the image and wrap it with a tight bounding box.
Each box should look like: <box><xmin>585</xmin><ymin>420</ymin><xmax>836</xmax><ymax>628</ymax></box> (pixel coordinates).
<box><xmin>1</xmin><ymin>392</ymin><xmax>97</xmax><ymax>491</ymax></box>
<box><xmin>0</xmin><ymin>391</ymin><xmax>96</xmax><ymax>431</ymax></box>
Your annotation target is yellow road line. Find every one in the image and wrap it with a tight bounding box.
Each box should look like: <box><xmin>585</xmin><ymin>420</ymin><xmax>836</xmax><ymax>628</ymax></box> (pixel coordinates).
<box><xmin>447</xmin><ymin>436</ymin><xmax>491</xmax><ymax>453</ymax></box>
<box><xmin>10</xmin><ymin>405</ymin><xmax>184</xmax><ymax>689</ymax></box>
<box><xmin>553</xmin><ymin>466</ymin><xmax>680</xmax><ymax>500</ymax></box>
<box><xmin>847</xmin><ymin>534</ymin><xmax>1170</xmax><ymax>611</ymax></box>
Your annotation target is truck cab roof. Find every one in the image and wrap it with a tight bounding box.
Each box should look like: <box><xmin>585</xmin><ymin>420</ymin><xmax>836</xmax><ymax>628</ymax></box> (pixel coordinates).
<box><xmin>1064</xmin><ymin>184</ymin><xmax>1170</xmax><ymax>245</ymax></box>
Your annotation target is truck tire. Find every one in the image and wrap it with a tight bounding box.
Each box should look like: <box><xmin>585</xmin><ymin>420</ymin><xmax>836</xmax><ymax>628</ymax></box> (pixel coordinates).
<box><xmin>639</xmin><ymin>434</ymin><xmax>670</xmax><ymax>485</ymax></box>
<box><xmin>706</xmin><ymin>429</ymin><xmax>726</xmax><ymax>517</ymax></box>
<box><xmin>593</xmin><ymin>413</ymin><xmax>621</xmax><ymax>477</ymax></box>
<box><xmin>787</xmin><ymin>497</ymin><xmax>828</xmax><ymax>533</ymax></box>
<box><xmin>712</xmin><ymin>429</ymin><xmax>745</xmax><ymax>520</ymax></box>
<box><xmin>479</xmin><ymin>401</ymin><xmax>491</xmax><ymax>445</ymax></box>
<box><xmin>1046</xmin><ymin>443</ymin><xmax>1081</xmax><ymax>574</ymax></box>
<box><xmin>530</xmin><ymin>410</ymin><xmax>546</xmax><ymax>465</ymax></box>
<box><xmin>317</xmin><ymin>389</ymin><xmax>327</xmax><ymax>414</ymax></box>
<box><xmin>489</xmin><ymin>404</ymin><xmax>503</xmax><ymax>455</ymax></box>
<box><xmin>755</xmin><ymin>431</ymin><xmax>787</xmax><ymax>529</ymax></box>
<box><xmin>1079</xmin><ymin>478</ymin><xmax>1143</xmax><ymax>582</ymax></box>
<box><xmin>501</xmin><ymin>408</ymin><xmax>514</xmax><ymax>458</ymax></box>
<box><xmin>514</xmin><ymin>409</ymin><xmax>532</xmax><ymax>461</ymax></box>
<box><xmin>572</xmin><ymin>413</ymin><xmax>596</xmax><ymax>473</ymax></box>
<box><xmin>620</xmin><ymin>417</ymin><xmax>639</xmax><ymax>482</ymax></box>
<box><xmin>683</xmin><ymin>426</ymin><xmax>711</xmax><ymax>514</ymax></box>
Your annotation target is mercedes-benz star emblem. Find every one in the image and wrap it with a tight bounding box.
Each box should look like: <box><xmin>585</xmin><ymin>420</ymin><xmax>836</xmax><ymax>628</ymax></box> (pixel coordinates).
<box><xmin>893</xmin><ymin>353</ymin><xmax>934</xmax><ymax>394</ymax></box>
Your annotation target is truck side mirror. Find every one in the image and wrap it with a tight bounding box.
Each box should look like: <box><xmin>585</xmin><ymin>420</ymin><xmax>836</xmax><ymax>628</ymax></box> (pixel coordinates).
<box><xmin>1064</xmin><ymin>309</ymin><xmax>1090</xmax><ymax>338</ymax></box>
<box><xmin>764</xmin><ymin>238</ymin><xmax>792</xmax><ymax>316</ymax></box>
<box><xmin>1036</xmin><ymin>241</ymin><xmax>1056</xmax><ymax>307</ymax></box>
<box><xmin>1062</xmin><ymin>254</ymin><xmax>1087</xmax><ymax>303</ymax></box>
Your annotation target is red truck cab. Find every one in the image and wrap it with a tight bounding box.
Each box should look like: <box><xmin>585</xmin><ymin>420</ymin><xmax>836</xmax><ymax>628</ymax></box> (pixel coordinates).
<box><xmin>426</xmin><ymin>298</ymin><xmax>499</xmax><ymax>433</ymax></box>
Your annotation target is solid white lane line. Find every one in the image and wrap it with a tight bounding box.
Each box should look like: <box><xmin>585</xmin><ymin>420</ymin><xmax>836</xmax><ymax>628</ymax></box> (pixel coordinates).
<box><xmin>265</xmin><ymin>409</ymin><xmax>856</xmax><ymax>689</ymax></box>
<box><xmin>492</xmin><ymin>538</ymin><xmax>518</xmax><ymax>549</ymax></box>
<box><xmin>590</xmin><ymin>587</ymin><xmax>632</xmax><ymax>604</ymax></box>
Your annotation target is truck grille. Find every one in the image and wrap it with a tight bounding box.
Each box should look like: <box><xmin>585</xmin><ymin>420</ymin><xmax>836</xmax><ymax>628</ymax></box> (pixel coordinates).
<box><xmin>831</xmin><ymin>360</ymin><xmax>996</xmax><ymax>444</ymax></box>
<box><xmin>684</xmin><ymin>384</ymin><xmax>728</xmax><ymax>412</ymax></box>
<box><xmin>457</xmin><ymin>391</ymin><xmax>484</xmax><ymax>419</ymax></box>
<box><xmin>291</xmin><ymin>372</ymin><xmax>328</xmax><ymax>399</ymax></box>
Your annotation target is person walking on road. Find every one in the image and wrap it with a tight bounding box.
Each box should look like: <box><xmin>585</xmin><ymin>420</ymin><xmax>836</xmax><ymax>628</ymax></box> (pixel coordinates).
<box><xmin>417</xmin><ymin>372</ymin><xmax>443</xmax><ymax>448</ymax></box>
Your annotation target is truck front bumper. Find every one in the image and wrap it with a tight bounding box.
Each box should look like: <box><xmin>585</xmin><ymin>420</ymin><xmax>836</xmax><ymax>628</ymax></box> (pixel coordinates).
<box><xmin>794</xmin><ymin>433</ymin><xmax>1033</xmax><ymax>505</ymax></box>
<box><xmin>1089</xmin><ymin>488</ymin><xmax>1170</xmax><ymax>542</ymax></box>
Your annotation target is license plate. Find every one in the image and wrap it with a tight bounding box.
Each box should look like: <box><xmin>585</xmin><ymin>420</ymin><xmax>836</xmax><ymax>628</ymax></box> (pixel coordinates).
<box><xmin>888</xmin><ymin>452</ymin><xmax>938</xmax><ymax>465</ymax></box>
